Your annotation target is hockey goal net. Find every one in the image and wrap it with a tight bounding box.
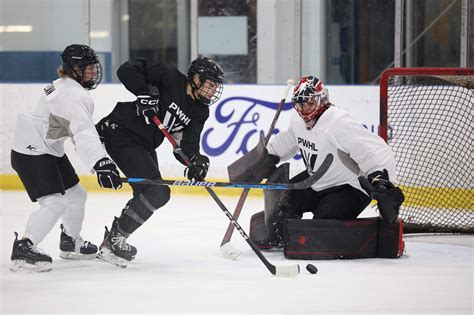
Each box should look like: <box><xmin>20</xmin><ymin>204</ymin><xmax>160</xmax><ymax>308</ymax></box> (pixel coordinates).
<box><xmin>380</xmin><ymin>68</ymin><xmax>473</xmax><ymax>233</ymax></box>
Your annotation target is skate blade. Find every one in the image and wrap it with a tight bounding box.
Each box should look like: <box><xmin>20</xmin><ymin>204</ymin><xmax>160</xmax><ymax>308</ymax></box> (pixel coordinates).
<box><xmin>96</xmin><ymin>248</ymin><xmax>128</xmax><ymax>269</ymax></box>
<box><xmin>10</xmin><ymin>259</ymin><xmax>52</xmax><ymax>273</ymax></box>
<box><xmin>59</xmin><ymin>251</ymin><xmax>97</xmax><ymax>260</ymax></box>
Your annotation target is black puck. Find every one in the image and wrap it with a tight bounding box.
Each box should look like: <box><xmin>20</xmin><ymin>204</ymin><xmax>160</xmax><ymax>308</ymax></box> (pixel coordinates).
<box><xmin>306</xmin><ymin>263</ymin><xmax>318</xmax><ymax>274</ymax></box>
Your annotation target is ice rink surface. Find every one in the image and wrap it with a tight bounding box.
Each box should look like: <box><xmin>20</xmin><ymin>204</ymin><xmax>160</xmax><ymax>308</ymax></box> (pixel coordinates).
<box><xmin>1</xmin><ymin>190</ymin><xmax>473</xmax><ymax>314</ymax></box>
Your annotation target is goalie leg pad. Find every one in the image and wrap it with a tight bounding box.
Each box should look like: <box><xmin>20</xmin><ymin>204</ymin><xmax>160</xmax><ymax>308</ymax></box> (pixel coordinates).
<box><xmin>378</xmin><ymin>219</ymin><xmax>404</xmax><ymax>258</ymax></box>
<box><xmin>283</xmin><ymin>218</ymin><xmax>378</xmax><ymax>260</ymax></box>
<box><xmin>264</xmin><ymin>163</ymin><xmax>293</xmax><ymax>246</ymax></box>
<box><xmin>249</xmin><ymin>211</ymin><xmax>272</xmax><ymax>249</ymax></box>
<box><xmin>283</xmin><ymin>218</ymin><xmax>404</xmax><ymax>260</ymax></box>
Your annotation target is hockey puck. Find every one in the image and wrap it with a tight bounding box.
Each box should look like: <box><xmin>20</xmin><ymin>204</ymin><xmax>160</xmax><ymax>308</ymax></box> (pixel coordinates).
<box><xmin>306</xmin><ymin>264</ymin><xmax>318</xmax><ymax>274</ymax></box>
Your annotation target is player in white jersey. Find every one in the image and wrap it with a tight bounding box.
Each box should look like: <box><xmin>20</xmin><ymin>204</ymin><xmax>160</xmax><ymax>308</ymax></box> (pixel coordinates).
<box><xmin>9</xmin><ymin>44</ymin><xmax>122</xmax><ymax>272</ymax></box>
<box><xmin>260</xmin><ymin>76</ymin><xmax>404</xmax><ymax>247</ymax></box>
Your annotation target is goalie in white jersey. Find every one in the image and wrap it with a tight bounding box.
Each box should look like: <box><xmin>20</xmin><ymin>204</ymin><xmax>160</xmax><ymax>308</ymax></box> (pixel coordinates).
<box><xmin>9</xmin><ymin>44</ymin><xmax>122</xmax><ymax>272</ymax></box>
<box><xmin>251</xmin><ymin>76</ymin><xmax>404</xmax><ymax>248</ymax></box>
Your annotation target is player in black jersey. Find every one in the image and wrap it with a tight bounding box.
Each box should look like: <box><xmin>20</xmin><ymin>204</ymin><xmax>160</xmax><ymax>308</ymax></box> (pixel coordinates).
<box><xmin>96</xmin><ymin>57</ymin><xmax>224</xmax><ymax>267</ymax></box>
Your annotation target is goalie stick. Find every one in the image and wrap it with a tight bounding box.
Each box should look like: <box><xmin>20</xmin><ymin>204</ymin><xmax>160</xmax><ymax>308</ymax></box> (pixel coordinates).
<box><xmin>221</xmin><ymin>80</ymin><xmax>294</xmax><ymax>260</ymax></box>
<box><xmin>121</xmin><ymin>160</ymin><xmax>332</xmax><ymax>190</ymax></box>
<box><xmin>151</xmin><ymin>114</ymin><xmax>300</xmax><ymax>277</ymax></box>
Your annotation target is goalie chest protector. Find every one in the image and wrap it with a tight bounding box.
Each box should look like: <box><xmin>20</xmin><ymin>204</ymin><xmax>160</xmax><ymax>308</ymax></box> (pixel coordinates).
<box><xmin>283</xmin><ymin>217</ymin><xmax>403</xmax><ymax>260</ymax></box>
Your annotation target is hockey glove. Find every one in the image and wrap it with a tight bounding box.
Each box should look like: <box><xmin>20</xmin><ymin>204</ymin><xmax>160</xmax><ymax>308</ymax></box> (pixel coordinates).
<box><xmin>94</xmin><ymin>158</ymin><xmax>122</xmax><ymax>190</ymax></box>
<box><xmin>227</xmin><ymin>133</ymin><xmax>280</xmax><ymax>182</ymax></box>
<box><xmin>136</xmin><ymin>94</ymin><xmax>159</xmax><ymax>124</ymax></box>
<box><xmin>358</xmin><ymin>169</ymin><xmax>405</xmax><ymax>223</ymax></box>
<box><xmin>184</xmin><ymin>154</ymin><xmax>210</xmax><ymax>181</ymax></box>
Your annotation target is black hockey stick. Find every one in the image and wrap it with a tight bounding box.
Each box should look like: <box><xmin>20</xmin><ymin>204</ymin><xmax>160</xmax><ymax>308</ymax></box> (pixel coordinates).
<box><xmin>220</xmin><ymin>80</ymin><xmax>293</xmax><ymax>259</ymax></box>
<box><xmin>121</xmin><ymin>163</ymin><xmax>332</xmax><ymax>190</ymax></box>
<box><xmin>151</xmin><ymin>115</ymin><xmax>300</xmax><ymax>277</ymax></box>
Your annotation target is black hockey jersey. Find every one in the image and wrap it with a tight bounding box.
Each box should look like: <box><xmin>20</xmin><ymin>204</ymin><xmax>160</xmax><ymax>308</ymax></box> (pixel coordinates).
<box><xmin>101</xmin><ymin>59</ymin><xmax>209</xmax><ymax>161</ymax></box>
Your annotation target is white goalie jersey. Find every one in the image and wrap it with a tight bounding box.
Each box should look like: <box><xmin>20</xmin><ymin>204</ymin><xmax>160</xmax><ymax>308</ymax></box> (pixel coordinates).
<box><xmin>12</xmin><ymin>77</ymin><xmax>107</xmax><ymax>171</ymax></box>
<box><xmin>267</xmin><ymin>106</ymin><xmax>396</xmax><ymax>194</ymax></box>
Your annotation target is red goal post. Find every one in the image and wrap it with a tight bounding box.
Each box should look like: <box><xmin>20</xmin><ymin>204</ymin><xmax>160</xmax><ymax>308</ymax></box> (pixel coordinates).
<box><xmin>380</xmin><ymin>68</ymin><xmax>473</xmax><ymax>233</ymax></box>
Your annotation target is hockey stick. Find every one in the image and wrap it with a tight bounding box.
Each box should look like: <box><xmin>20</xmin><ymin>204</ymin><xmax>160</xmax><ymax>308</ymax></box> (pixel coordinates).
<box><xmin>220</xmin><ymin>79</ymin><xmax>294</xmax><ymax>260</ymax></box>
<box><xmin>151</xmin><ymin>115</ymin><xmax>300</xmax><ymax>277</ymax></box>
<box><xmin>121</xmin><ymin>161</ymin><xmax>332</xmax><ymax>190</ymax></box>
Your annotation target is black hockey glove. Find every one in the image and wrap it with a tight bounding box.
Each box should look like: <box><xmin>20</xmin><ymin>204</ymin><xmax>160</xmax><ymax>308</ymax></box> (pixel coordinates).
<box><xmin>358</xmin><ymin>169</ymin><xmax>405</xmax><ymax>224</ymax></box>
<box><xmin>93</xmin><ymin>158</ymin><xmax>122</xmax><ymax>190</ymax></box>
<box><xmin>136</xmin><ymin>94</ymin><xmax>159</xmax><ymax>124</ymax></box>
<box><xmin>184</xmin><ymin>154</ymin><xmax>210</xmax><ymax>181</ymax></box>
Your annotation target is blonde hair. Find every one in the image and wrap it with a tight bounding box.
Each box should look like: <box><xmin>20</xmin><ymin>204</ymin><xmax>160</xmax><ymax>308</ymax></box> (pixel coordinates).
<box><xmin>57</xmin><ymin>65</ymin><xmax>68</xmax><ymax>78</ymax></box>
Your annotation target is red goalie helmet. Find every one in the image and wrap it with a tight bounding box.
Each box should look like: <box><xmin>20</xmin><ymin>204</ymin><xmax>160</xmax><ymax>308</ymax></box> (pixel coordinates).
<box><xmin>291</xmin><ymin>76</ymin><xmax>330</xmax><ymax>129</ymax></box>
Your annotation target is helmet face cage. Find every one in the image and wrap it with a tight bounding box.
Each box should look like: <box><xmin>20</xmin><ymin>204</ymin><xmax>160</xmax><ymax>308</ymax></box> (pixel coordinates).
<box><xmin>291</xmin><ymin>76</ymin><xmax>329</xmax><ymax>128</ymax></box>
<box><xmin>187</xmin><ymin>57</ymin><xmax>224</xmax><ymax>106</ymax></box>
<box><xmin>61</xmin><ymin>44</ymin><xmax>103</xmax><ymax>90</ymax></box>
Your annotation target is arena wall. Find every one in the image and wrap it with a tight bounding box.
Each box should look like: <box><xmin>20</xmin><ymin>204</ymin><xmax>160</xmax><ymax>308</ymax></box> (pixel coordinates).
<box><xmin>0</xmin><ymin>84</ymin><xmax>379</xmax><ymax>195</ymax></box>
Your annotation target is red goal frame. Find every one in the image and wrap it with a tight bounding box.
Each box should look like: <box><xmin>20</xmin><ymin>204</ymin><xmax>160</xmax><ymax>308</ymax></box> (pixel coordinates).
<box><xmin>379</xmin><ymin>67</ymin><xmax>474</xmax><ymax>141</ymax></box>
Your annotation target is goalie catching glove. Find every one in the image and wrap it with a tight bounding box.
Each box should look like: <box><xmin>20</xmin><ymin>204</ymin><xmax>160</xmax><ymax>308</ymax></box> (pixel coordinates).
<box><xmin>94</xmin><ymin>157</ymin><xmax>122</xmax><ymax>189</ymax></box>
<box><xmin>136</xmin><ymin>94</ymin><xmax>160</xmax><ymax>124</ymax></box>
<box><xmin>184</xmin><ymin>154</ymin><xmax>210</xmax><ymax>181</ymax></box>
<box><xmin>359</xmin><ymin>169</ymin><xmax>405</xmax><ymax>223</ymax></box>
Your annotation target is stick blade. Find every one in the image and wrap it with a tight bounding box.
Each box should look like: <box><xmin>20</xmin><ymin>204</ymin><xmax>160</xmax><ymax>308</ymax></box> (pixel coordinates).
<box><xmin>274</xmin><ymin>264</ymin><xmax>300</xmax><ymax>277</ymax></box>
<box><xmin>220</xmin><ymin>242</ymin><xmax>241</xmax><ymax>260</ymax></box>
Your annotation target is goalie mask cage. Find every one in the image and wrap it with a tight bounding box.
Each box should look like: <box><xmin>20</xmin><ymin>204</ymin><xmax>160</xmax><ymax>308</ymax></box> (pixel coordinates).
<box><xmin>380</xmin><ymin>68</ymin><xmax>473</xmax><ymax>234</ymax></box>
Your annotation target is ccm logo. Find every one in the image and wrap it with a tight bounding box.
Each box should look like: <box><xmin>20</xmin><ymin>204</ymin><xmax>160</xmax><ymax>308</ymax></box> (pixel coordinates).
<box><xmin>140</xmin><ymin>99</ymin><xmax>159</xmax><ymax>105</ymax></box>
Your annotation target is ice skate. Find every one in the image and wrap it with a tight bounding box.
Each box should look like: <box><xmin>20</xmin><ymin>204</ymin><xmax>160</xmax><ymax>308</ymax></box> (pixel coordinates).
<box><xmin>59</xmin><ymin>224</ymin><xmax>98</xmax><ymax>260</ymax></box>
<box><xmin>10</xmin><ymin>232</ymin><xmax>52</xmax><ymax>272</ymax></box>
<box><xmin>97</xmin><ymin>217</ymin><xmax>137</xmax><ymax>268</ymax></box>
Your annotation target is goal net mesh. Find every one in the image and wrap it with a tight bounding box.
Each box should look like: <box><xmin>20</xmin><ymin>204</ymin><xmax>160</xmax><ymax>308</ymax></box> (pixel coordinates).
<box><xmin>384</xmin><ymin>69</ymin><xmax>473</xmax><ymax>233</ymax></box>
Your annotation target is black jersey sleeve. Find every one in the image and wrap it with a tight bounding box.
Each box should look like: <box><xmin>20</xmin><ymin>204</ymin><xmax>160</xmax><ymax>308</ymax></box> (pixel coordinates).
<box><xmin>179</xmin><ymin>109</ymin><xmax>210</xmax><ymax>161</ymax></box>
<box><xmin>116</xmin><ymin>59</ymin><xmax>168</xmax><ymax>95</ymax></box>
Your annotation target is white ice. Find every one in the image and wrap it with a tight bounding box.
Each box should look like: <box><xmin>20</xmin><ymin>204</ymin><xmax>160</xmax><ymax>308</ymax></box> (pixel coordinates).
<box><xmin>1</xmin><ymin>190</ymin><xmax>473</xmax><ymax>314</ymax></box>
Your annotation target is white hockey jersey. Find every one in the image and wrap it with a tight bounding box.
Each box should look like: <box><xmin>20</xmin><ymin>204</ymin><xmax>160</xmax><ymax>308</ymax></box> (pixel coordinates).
<box><xmin>267</xmin><ymin>106</ymin><xmax>396</xmax><ymax>194</ymax></box>
<box><xmin>12</xmin><ymin>77</ymin><xmax>107</xmax><ymax>171</ymax></box>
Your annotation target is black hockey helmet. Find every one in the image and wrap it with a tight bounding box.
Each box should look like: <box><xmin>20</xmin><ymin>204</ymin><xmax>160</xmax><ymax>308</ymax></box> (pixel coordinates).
<box><xmin>61</xmin><ymin>44</ymin><xmax>103</xmax><ymax>90</ymax></box>
<box><xmin>187</xmin><ymin>56</ymin><xmax>224</xmax><ymax>106</ymax></box>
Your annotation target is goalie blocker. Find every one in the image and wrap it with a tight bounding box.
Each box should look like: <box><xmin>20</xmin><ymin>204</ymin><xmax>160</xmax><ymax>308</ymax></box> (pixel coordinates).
<box><xmin>250</xmin><ymin>212</ymin><xmax>404</xmax><ymax>259</ymax></box>
<box><xmin>228</xmin><ymin>133</ymin><xmax>280</xmax><ymax>183</ymax></box>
